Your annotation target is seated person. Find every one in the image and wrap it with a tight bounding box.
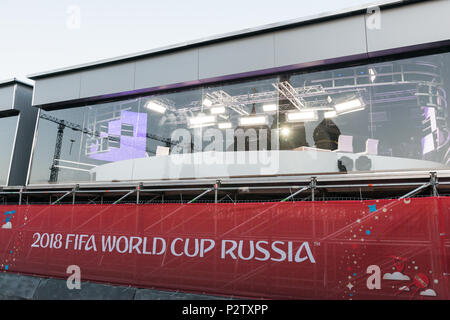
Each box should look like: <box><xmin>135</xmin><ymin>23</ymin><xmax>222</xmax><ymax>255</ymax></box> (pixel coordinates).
<box><xmin>313</xmin><ymin>119</ymin><xmax>341</xmax><ymax>151</ymax></box>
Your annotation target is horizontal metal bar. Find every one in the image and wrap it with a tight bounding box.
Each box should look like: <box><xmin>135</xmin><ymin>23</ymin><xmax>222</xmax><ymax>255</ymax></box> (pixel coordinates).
<box><xmin>53</xmin><ymin>165</ymin><xmax>92</xmax><ymax>173</ymax></box>
<box><xmin>18</xmin><ymin>168</ymin><xmax>450</xmax><ymax>190</ymax></box>
<box><xmin>0</xmin><ymin>181</ymin><xmax>442</xmax><ymax>196</ymax></box>
<box><xmin>55</xmin><ymin>159</ymin><xmax>97</xmax><ymax>168</ymax></box>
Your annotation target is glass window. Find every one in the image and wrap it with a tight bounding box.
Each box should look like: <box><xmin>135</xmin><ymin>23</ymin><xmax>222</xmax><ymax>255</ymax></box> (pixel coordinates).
<box><xmin>28</xmin><ymin>51</ymin><xmax>450</xmax><ymax>184</ymax></box>
<box><xmin>0</xmin><ymin>116</ymin><xmax>18</xmax><ymax>186</ymax></box>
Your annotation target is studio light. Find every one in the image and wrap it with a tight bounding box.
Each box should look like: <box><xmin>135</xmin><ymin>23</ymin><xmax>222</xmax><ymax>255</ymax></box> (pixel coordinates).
<box><xmin>202</xmin><ymin>98</ymin><xmax>213</xmax><ymax>107</ymax></box>
<box><xmin>286</xmin><ymin>111</ymin><xmax>318</xmax><ymax>122</ymax></box>
<box><xmin>334</xmin><ymin>99</ymin><xmax>364</xmax><ymax>114</ymax></box>
<box><xmin>369</xmin><ymin>68</ymin><xmax>377</xmax><ymax>82</ymax></box>
<box><xmin>188</xmin><ymin>115</ymin><xmax>216</xmax><ymax>128</ymax></box>
<box><xmin>324</xmin><ymin>110</ymin><xmax>337</xmax><ymax>119</ymax></box>
<box><xmin>218</xmin><ymin>122</ymin><xmax>232</xmax><ymax>129</ymax></box>
<box><xmin>210</xmin><ymin>106</ymin><xmax>226</xmax><ymax>114</ymax></box>
<box><xmin>145</xmin><ymin>101</ymin><xmax>166</xmax><ymax>114</ymax></box>
<box><xmin>263</xmin><ymin>104</ymin><xmax>278</xmax><ymax>112</ymax></box>
<box><xmin>239</xmin><ymin>116</ymin><xmax>267</xmax><ymax>126</ymax></box>
<box><xmin>281</xmin><ymin>127</ymin><xmax>291</xmax><ymax>137</ymax></box>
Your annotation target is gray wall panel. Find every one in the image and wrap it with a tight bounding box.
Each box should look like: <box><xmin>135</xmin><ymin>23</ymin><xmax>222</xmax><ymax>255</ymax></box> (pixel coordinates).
<box><xmin>198</xmin><ymin>34</ymin><xmax>274</xmax><ymax>79</ymax></box>
<box><xmin>275</xmin><ymin>15</ymin><xmax>367</xmax><ymax>68</ymax></box>
<box><xmin>30</xmin><ymin>1</ymin><xmax>450</xmax><ymax>106</ymax></box>
<box><xmin>367</xmin><ymin>0</ymin><xmax>450</xmax><ymax>52</ymax></box>
<box><xmin>135</xmin><ymin>49</ymin><xmax>199</xmax><ymax>90</ymax></box>
<box><xmin>33</xmin><ymin>74</ymin><xmax>81</xmax><ymax>106</ymax></box>
<box><xmin>79</xmin><ymin>62</ymin><xmax>135</xmax><ymax>98</ymax></box>
<box><xmin>0</xmin><ymin>86</ymin><xmax>14</xmax><ymax>111</ymax></box>
<box><xmin>9</xmin><ymin>85</ymin><xmax>38</xmax><ymax>186</ymax></box>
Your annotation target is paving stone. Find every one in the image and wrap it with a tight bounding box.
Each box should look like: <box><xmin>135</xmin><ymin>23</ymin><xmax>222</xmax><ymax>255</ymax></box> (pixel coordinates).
<box><xmin>0</xmin><ymin>272</ymin><xmax>40</xmax><ymax>300</ymax></box>
<box><xmin>33</xmin><ymin>278</ymin><xmax>136</xmax><ymax>300</ymax></box>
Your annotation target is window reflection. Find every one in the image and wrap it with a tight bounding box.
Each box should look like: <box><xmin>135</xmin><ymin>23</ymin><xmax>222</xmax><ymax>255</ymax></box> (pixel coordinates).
<box><xmin>28</xmin><ymin>52</ymin><xmax>450</xmax><ymax>184</ymax></box>
<box><xmin>0</xmin><ymin>116</ymin><xmax>18</xmax><ymax>185</ymax></box>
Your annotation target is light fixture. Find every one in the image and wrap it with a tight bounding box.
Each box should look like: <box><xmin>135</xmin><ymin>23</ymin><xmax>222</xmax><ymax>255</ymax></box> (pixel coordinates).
<box><xmin>263</xmin><ymin>104</ymin><xmax>278</xmax><ymax>112</ymax></box>
<box><xmin>327</xmin><ymin>96</ymin><xmax>333</xmax><ymax>104</ymax></box>
<box><xmin>334</xmin><ymin>99</ymin><xmax>364</xmax><ymax>114</ymax></box>
<box><xmin>203</xmin><ymin>98</ymin><xmax>213</xmax><ymax>107</ymax></box>
<box><xmin>324</xmin><ymin>110</ymin><xmax>337</xmax><ymax>119</ymax></box>
<box><xmin>286</xmin><ymin>111</ymin><xmax>318</xmax><ymax>122</ymax></box>
<box><xmin>188</xmin><ymin>115</ymin><xmax>216</xmax><ymax>128</ymax></box>
<box><xmin>218</xmin><ymin>122</ymin><xmax>232</xmax><ymax>129</ymax></box>
<box><xmin>281</xmin><ymin>127</ymin><xmax>291</xmax><ymax>137</ymax></box>
<box><xmin>145</xmin><ymin>101</ymin><xmax>166</xmax><ymax>114</ymax></box>
<box><xmin>210</xmin><ymin>106</ymin><xmax>226</xmax><ymax>114</ymax></box>
<box><xmin>369</xmin><ymin>68</ymin><xmax>377</xmax><ymax>82</ymax></box>
<box><xmin>239</xmin><ymin>116</ymin><xmax>267</xmax><ymax>126</ymax></box>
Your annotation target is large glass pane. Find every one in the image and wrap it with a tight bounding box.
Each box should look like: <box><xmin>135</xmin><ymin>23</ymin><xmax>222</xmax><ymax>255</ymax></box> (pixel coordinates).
<box><xmin>28</xmin><ymin>51</ymin><xmax>450</xmax><ymax>184</ymax></box>
<box><xmin>0</xmin><ymin>116</ymin><xmax>18</xmax><ymax>186</ymax></box>
<box><xmin>29</xmin><ymin>99</ymin><xmax>141</xmax><ymax>184</ymax></box>
<box><xmin>285</xmin><ymin>52</ymin><xmax>450</xmax><ymax>173</ymax></box>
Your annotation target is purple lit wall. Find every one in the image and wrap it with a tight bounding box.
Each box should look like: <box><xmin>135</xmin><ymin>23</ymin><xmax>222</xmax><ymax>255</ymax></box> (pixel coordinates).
<box><xmin>88</xmin><ymin>110</ymin><xmax>147</xmax><ymax>162</ymax></box>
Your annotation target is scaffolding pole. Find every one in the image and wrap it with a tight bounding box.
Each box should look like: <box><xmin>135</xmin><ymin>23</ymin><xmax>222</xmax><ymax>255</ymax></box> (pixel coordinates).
<box><xmin>281</xmin><ymin>186</ymin><xmax>309</xmax><ymax>202</ymax></box>
<box><xmin>113</xmin><ymin>188</ymin><xmax>137</xmax><ymax>205</ymax></box>
<box><xmin>51</xmin><ymin>191</ymin><xmax>73</xmax><ymax>205</ymax></box>
<box><xmin>188</xmin><ymin>188</ymin><xmax>214</xmax><ymax>204</ymax></box>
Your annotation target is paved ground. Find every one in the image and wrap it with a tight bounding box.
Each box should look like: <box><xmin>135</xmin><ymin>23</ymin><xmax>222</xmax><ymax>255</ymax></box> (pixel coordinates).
<box><xmin>0</xmin><ymin>272</ymin><xmax>234</xmax><ymax>300</ymax></box>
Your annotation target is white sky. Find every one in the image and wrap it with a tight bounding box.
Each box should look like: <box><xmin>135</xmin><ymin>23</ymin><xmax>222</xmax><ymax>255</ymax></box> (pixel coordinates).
<box><xmin>0</xmin><ymin>0</ymin><xmax>377</xmax><ymax>81</ymax></box>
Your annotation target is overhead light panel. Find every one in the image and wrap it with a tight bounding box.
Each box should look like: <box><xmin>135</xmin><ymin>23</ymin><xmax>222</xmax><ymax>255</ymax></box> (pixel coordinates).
<box><xmin>210</xmin><ymin>106</ymin><xmax>226</xmax><ymax>114</ymax></box>
<box><xmin>145</xmin><ymin>101</ymin><xmax>166</xmax><ymax>114</ymax></box>
<box><xmin>239</xmin><ymin>116</ymin><xmax>267</xmax><ymax>126</ymax></box>
<box><xmin>263</xmin><ymin>104</ymin><xmax>278</xmax><ymax>112</ymax></box>
<box><xmin>334</xmin><ymin>99</ymin><xmax>364</xmax><ymax>114</ymax></box>
<box><xmin>188</xmin><ymin>115</ymin><xmax>216</xmax><ymax>128</ymax></box>
<box><xmin>324</xmin><ymin>110</ymin><xmax>337</xmax><ymax>119</ymax></box>
<box><xmin>286</xmin><ymin>111</ymin><xmax>318</xmax><ymax>122</ymax></box>
<box><xmin>203</xmin><ymin>98</ymin><xmax>213</xmax><ymax>107</ymax></box>
<box><xmin>218</xmin><ymin>122</ymin><xmax>232</xmax><ymax>129</ymax></box>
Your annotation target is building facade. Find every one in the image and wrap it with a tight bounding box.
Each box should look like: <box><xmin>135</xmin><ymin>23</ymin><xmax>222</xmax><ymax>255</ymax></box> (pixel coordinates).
<box><xmin>25</xmin><ymin>0</ymin><xmax>450</xmax><ymax>190</ymax></box>
<box><xmin>0</xmin><ymin>79</ymin><xmax>36</xmax><ymax>187</ymax></box>
<box><xmin>0</xmin><ymin>0</ymin><xmax>448</xmax><ymax>301</ymax></box>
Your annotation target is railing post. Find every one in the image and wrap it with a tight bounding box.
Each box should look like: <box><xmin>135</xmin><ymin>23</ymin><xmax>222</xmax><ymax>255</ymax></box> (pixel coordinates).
<box><xmin>310</xmin><ymin>177</ymin><xmax>317</xmax><ymax>202</ymax></box>
<box><xmin>214</xmin><ymin>180</ymin><xmax>221</xmax><ymax>204</ymax></box>
<box><xmin>137</xmin><ymin>183</ymin><xmax>143</xmax><ymax>204</ymax></box>
<box><xmin>430</xmin><ymin>172</ymin><xmax>439</xmax><ymax>197</ymax></box>
<box><xmin>72</xmin><ymin>184</ymin><xmax>79</xmax><ymax>205</ymax></box>
<box><xmin>19</xmin><ymin>188</ymin><xmax>23</xmax><ymax>205</ymax></box>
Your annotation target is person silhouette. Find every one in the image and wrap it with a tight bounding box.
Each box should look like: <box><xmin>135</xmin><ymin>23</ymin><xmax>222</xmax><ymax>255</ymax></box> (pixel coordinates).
<box><xmin>313</xmin><ymin>118</ymin><xmax>341</xmax><ymax>150</ymax></box>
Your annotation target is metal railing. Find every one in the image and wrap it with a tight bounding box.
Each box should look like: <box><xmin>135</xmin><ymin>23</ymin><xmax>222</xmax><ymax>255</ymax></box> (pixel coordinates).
<box><xmin>0</xmin><ymin>172</ymin><xmax>445</xmax><ymax>206</ymax></box>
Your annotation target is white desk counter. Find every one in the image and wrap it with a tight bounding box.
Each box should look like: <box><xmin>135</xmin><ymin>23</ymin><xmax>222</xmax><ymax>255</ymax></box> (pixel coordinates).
<box><xmin>90</xmin><ymin>150</ymin><xmax>448</xmax><ymax>182</ymax></box>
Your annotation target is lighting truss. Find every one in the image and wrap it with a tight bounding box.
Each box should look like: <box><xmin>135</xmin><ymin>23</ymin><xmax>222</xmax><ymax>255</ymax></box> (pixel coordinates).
<box><xmin>272</xmin><ymin>81</ymin><xmax>308</xmax><ymax>110</ymax></box>
<box><xmin>207</xmin><ymin>90</ymin><xmax>249</xmax><ymax>116</ymax></box>
<box><xmin>177</xmin><ymin>84</ymin><xmax>334</xmax><ymax>116</ymax></box>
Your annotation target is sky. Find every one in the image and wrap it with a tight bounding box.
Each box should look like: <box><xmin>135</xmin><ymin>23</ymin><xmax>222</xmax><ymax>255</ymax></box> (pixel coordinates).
<box><xmin>0</xmin><ymin>0</ymin><xmax>378</xmax><ymax>81</ymax></box>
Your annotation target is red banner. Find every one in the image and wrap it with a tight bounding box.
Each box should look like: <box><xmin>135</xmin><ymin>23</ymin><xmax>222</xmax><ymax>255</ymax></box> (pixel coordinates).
<box><xmin>0</xmin><ymin>197</ymin><xmax>449</xmax><ymax>299</ymax></box>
